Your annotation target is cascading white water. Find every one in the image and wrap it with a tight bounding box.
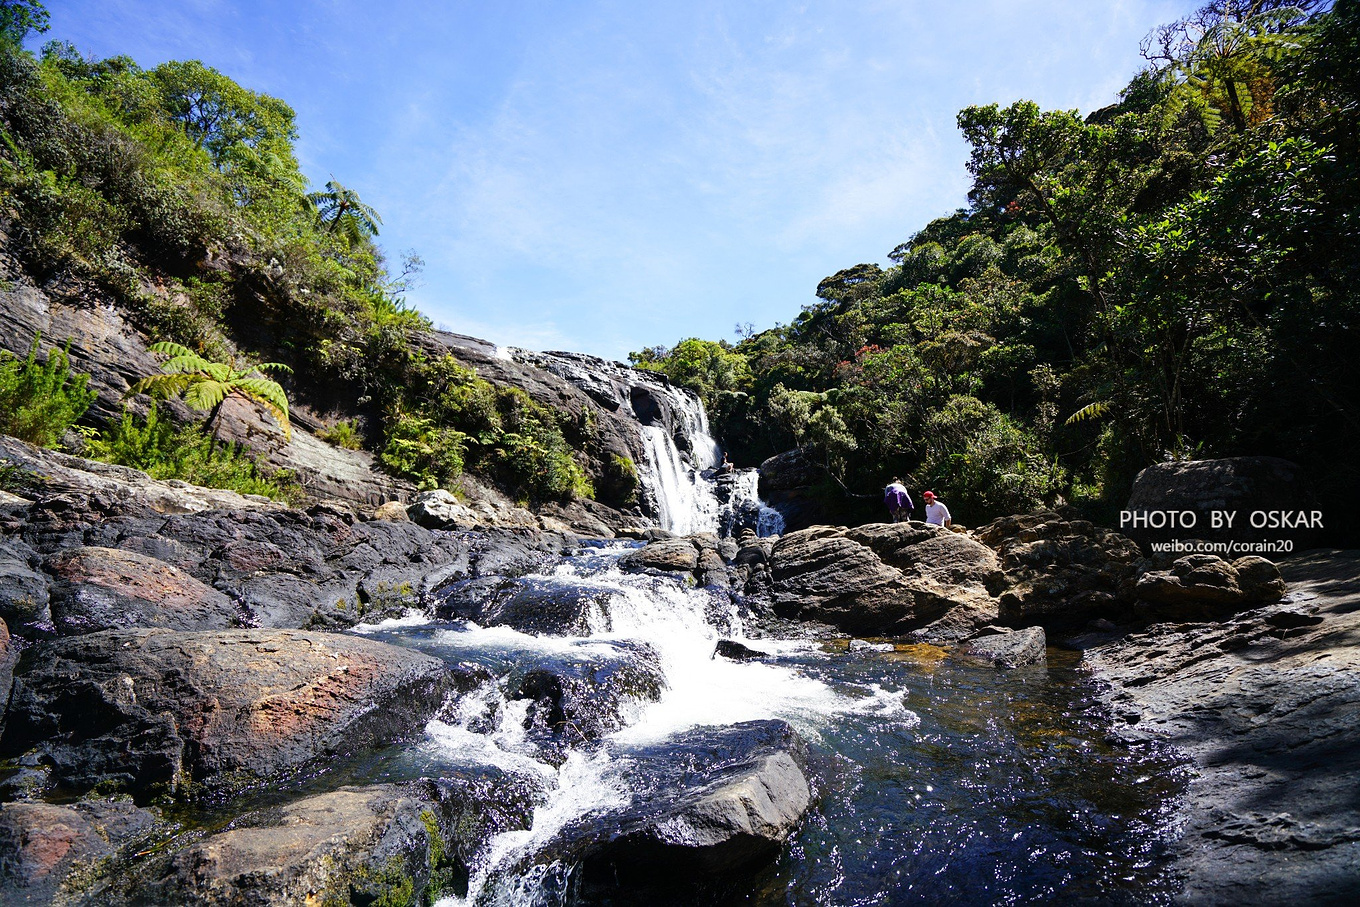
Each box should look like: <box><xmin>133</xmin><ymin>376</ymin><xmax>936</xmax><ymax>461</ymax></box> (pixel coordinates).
<box><xmin>638</xmin><ymin>425</ymin><xmax>721</xmax><ymax>536</ymax></box>
<box><xmin>721</xmin><ymin>469</ymin><xmax>786</xmax><ymax>538</ymax></box>
<box><xmin>395</xmin><ymin>542</ymin><xmax>914</xmax><ymax>907</ymax></box>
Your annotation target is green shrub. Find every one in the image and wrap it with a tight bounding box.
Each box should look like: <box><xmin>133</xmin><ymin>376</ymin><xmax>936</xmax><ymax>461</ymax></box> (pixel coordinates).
<box><xmin>87</xmin><ymin>403</ymin><xmax>300</xmax><ymax>502</ymax></box>
<box><xmin>379</xmin><ymin>412</ymin><xmax>466</xmax><ymax>491</ymax></box>
<box><xmin>317</xmin><ymin>417</ymin><xmax>363</xmax><ymax>450</ymax></box>
<box><xmin>917</xmin><ymin>395</ymin><xmax>1064</xmax><ymax>523</ymax></box>
<box><xmin>600</xmin><ymin>453</ymin><xmax>639</xmax><ymax>507</ymax></box>
<box><xmin>0</xmin><ymin>333</ymin><xmax>96</xmax><ymax>447</ymax></box>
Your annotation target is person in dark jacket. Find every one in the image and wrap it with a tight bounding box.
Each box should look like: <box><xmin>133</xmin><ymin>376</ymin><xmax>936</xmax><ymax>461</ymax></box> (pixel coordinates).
<box><xmin>884</xmin><ymin>478</ymin><xmax>913</xmax><ymax>523</ymax></box>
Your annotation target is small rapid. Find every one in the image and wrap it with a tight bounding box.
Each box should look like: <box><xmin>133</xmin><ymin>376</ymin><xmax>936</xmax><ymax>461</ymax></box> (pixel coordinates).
<box><xmin>349</xmin><ymin>539</ymin><xmax>1186</xmax><ymax>907</ymax></box>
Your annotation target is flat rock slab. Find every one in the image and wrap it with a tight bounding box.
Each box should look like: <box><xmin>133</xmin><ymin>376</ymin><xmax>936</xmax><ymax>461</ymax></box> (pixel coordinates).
<box><xmin>0</xmin><ymin>629</ymin><xmax>453</xmax><ymax>800</ymax></box>
<box><xmin>125</xmin><ymin>785</ymin><xmax>446</xmax><ymax>907</ymax></box>
<box><xmin>1084</xmin><ymin>549</ymin><xmax>1360</xmax><ymax>905</ymax></box>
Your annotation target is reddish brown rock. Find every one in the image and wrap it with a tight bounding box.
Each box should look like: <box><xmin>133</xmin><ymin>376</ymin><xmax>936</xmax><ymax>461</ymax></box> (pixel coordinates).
<box><xmin>0</xmin><ymin>628</ymin><xmax>454</xmax><ymax>799</ymax></box>
<box><xmin>0</xmin><ymin>800</ymin><xmax>156</xmax><ymax>904</ymax></box>
<box><xmin>45</xmin><ymin>546</ymin><xmax>239</xmax><ymax>635</ymax></box>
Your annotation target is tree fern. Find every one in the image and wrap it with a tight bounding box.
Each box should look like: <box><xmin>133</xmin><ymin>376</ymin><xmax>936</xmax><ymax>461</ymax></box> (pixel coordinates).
<box><xmin>131</xmin><ymin>341</ymin><xmax>292</xmax><ymax>440</ymax></box>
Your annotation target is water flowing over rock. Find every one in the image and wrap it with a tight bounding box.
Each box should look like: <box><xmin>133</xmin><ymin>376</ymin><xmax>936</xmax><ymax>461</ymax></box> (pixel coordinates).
<box><xmin>571</xmin><ymin>721</ymin><xmax>811</xmax><ymax>881</ymax></box>
<box><xmin>1</xmin><ymin>441</ymin><xmax>1310</xmax><ymax>904</ymax></box>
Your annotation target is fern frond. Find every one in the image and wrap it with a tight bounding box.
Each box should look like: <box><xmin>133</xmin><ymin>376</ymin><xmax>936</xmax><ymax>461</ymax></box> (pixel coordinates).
<box><xmin>1065</xmin><ymin>401</ymin><xmax>1110</xmax><ymax>426</ymax></box>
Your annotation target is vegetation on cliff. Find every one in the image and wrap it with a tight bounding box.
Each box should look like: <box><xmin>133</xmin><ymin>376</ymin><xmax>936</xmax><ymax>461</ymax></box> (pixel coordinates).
<box><xmin>637</xmin><ymin>0</ymin><xmax>1359</xmax><ymax>530</ymax></box>
<box><xmin>0</xmin><ymin>10</ymin><xmax>591</xmax><ymax>503</ymax></box>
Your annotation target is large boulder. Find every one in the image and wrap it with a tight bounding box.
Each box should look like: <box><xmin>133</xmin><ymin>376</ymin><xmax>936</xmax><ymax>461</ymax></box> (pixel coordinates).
<box><xmin>405</xmin><ymin>489</ymin><xmax>478</xmax><ymax>530</ymax></box>
<box><xmin>1124</xmin><ymin>456</ymin><xmax>1324</xmax><ymax>549</ymax></box>
<box><xmin>619</xmin><ymin>537</ymin><xmax>700</xmax><ymax>573</ymax></box>
<box><xmin>757</xmin><ymin>448</ymin><xmax>825</xmax><ymax>532</ymax></box>
<box><xmin>976</xmin><ymin>511</ymin><xmax>1143</xmax><ymax>628</ymax></box>
<box><xmin>1135</xmin><ymin>554</ymin><xmax>1286</xmax><ymax>618</ymax></box>
<box><xmin>0</xmin><ymin>628</ymin><xmax>453</xmax><ymax>800</ymax></box>
<box><xmin>769</xmin><ymin>525</ymin><xmax>999</xmax><ymax>636</ymax></box>
<box><xmin>124</xmin><ymin>785</ymin><xmax>451</xmax><ymax>906</ymax></box>
<box><xmin>44</xmin><ymin>546</ymin><xmax>240</xmax><ymax>635</ymax></box>
<box><xmin>525</xmin><ymin>720</ymin><xmax>811</xmax><ymax>902</ymax></box>
<box><xmin>844</xmin><ymin>523</ymin><xmax>1003</xmax><ymax>589</ymax></box>
<box><xmin>436</xmin><ymin>574</ymin><xmax>610</xmax><ymax>635</ymax></box>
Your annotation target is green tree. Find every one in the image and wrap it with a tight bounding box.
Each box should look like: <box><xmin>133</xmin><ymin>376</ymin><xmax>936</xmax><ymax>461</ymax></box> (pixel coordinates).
<box><xmin>0</xmin><ymin>0</ymin><xmax>48</xmax><ymax>45</ymax></box>
<box><xmin>149</xmin><ymin>60</ymin><xmax>298</xmax><ymax>167</ymax></box>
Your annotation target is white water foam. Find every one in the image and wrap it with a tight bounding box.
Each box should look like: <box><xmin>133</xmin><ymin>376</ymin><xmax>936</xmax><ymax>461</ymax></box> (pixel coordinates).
<box><xmin>427</xmin><ymin>546</ymin><xmax>917</xmax><ymax>906</ymax></box>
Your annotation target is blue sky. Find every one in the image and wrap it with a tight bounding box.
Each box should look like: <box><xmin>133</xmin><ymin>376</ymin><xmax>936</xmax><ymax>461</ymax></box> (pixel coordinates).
<box><xmin>41</xmin><ymin>0</ymin><xmax>1183</xmax><ymax>361</ymax></box>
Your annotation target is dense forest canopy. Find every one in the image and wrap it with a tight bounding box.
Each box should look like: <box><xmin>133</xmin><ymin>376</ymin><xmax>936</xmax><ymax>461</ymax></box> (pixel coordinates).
<box><xmin>634</xmin><ymin>0</ymin><xmax>1358</xmax><ymax>533</ymax></box>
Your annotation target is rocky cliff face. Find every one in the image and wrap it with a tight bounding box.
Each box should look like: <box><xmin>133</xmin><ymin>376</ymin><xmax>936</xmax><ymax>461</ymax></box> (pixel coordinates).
<box><xmin>1</xmin><ymin>229</ymin><xmax>716</xmax><ymax>525</ymax></box>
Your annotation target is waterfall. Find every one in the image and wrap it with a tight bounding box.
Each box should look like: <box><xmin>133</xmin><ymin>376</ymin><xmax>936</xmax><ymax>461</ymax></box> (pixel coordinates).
<box><xmin>633</xmin><ymin>384</ymin><xmax>721</xmax><ymax>535</ymax></box>
<box><xmin>633</xmin><ymin>383</ymin><xmax>785</xmax><ymax>538</ymax></box>
<box><xmin>719</xmin><ymin>469</ymin><xmax>786</xmax><ymax>538</ymax></box>
<box><xmin>638</xmin><ymin>425</ymin><xmax>721</xmax><ymax>536</ymax></box>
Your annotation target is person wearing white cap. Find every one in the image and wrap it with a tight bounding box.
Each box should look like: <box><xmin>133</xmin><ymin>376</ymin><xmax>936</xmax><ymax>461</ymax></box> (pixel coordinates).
<box><xmin>922</xmin><ymin>491</ymin><xmax>951</xmax><ymax>528</ymax></box>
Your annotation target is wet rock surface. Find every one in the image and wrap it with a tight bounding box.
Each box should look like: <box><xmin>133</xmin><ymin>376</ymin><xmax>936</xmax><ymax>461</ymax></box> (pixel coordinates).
<box><xmin>548</xmin><ymin>720</ymin><xmax>812</xmax><ymax>897</ymax></box>
<box><xmin>509</xmin><ymin>640</ymin><xmax>666</xmax><ymax>749</ymax></box>
<box><xmin>0</xmin><ymin>538</ymin><xmax>50</xmax><ymax>634</ymax></box>
<box><xmin>0</xmin><ymin>628</ymin><xmax>454</xmax><ymax>799</ymax></box>
<box><xmin>1082</xmin><ymin>549</ymin><xmax>1360</xmax><ymax>905</ymax></box>
<box><xmin>961</xmin><ymin>626</ymin><xmax>1047</xmax><ymax>669</ymax></box>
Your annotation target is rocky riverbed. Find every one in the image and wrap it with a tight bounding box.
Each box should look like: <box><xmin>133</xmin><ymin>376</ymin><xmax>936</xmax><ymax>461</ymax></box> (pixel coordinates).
<box><xmin>1078</xmin><ymin>549</ymin><xmax>1360</xmax><ymax>906</ymax></box>
<box><xmin>1</xmin><ymin>437</ymin><xmax>1357</xmax><ymax>904</ymax></box>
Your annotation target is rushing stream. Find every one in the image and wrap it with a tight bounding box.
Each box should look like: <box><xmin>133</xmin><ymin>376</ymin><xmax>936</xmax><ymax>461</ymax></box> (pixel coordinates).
<box><xmin>345</xmin><ymin>537</ymin><xmax>1187</xmax><ymax>906</ymax></box>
